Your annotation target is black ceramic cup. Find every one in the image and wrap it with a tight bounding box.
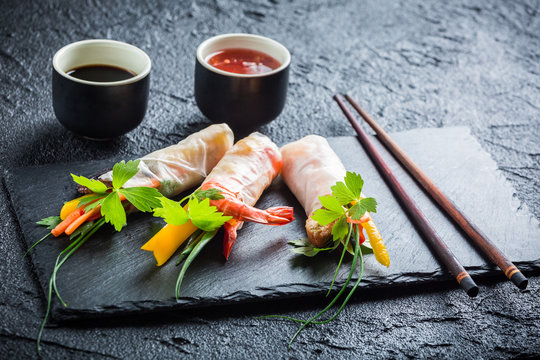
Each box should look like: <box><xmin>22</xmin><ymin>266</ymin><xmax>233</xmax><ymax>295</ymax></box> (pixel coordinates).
<box><xmin>194</xmin><ymin>34</ymin><xmax>290</xmax><ymax>131</ymax></box>
<box><xmin>52</xmin><ymin>39</ymin><xmax>151</xmax><ymax>140</ymax></box>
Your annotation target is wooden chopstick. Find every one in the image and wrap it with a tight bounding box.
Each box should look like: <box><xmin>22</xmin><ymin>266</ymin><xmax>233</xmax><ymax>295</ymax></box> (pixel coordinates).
<box><xmin>333</xmin><ymin>94</ymin><xmax>479</xmax><ymax>297</ymax></box>
<box><xmin>344</xmin><ymin>94</ymin><xmax>528</xmax><ymax>290</ymax></box>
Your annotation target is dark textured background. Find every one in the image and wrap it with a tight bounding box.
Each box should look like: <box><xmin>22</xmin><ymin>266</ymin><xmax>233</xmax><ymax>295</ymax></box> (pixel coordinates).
<box><xmin>1</xmin><ymin>0</ymin><xmax>539</xmax><ymax>358</ymax></box>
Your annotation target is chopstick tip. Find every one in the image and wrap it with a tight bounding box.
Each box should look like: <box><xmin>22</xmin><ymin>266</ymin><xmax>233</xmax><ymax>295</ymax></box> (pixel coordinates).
<box><xmin>510</xmin><ymin>271</ymin><xmax>528</xmax><ymax>290</ymax></box>
<box><xmin>460</xmin><ymin>276</ymin><xmax>479</xmax><ymax>297</ymax></box>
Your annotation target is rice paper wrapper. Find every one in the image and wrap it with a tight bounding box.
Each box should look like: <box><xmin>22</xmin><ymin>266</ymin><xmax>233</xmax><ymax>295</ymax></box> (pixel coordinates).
<box><xmin>99</xmin><ymin>124</ymin><xmax>234</xmax><ymax>197</ymax></box>
<box><xmin>203</xmin><ymin>132</ymin><xmax>281</xmax><ymax>207</ymax></box>
<box><xmin>281</xmin><ymin>135</ymin><xmax>347</xmax><ymax>216</ymax></box>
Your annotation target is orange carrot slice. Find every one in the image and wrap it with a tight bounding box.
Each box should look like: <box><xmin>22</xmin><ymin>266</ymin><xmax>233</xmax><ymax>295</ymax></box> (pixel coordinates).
<box><xmin>63</xmin><ymin>192</ymin><xmax>127</xmax><ymax>236</ymax></box>
<box><xmin>65</xmin><ymin>206</ymin><xmax>101</xmax><ymax>236</ymax></box>
<box><xmin>51</xmin><ymin>208</ymin><xmax>84</xmax><ymax>237</ymax></box>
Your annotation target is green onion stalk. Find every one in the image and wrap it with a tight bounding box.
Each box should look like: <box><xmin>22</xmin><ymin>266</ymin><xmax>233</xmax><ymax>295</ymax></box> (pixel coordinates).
<box><xmin>35</xmin><ymin>218</ymin><xmax>107</xmax><ymax>355</ymax></box>
<box><xmin>260</xmin><ymin>223</ymin><xmax>365</xmax><ymax>347</ymax></box>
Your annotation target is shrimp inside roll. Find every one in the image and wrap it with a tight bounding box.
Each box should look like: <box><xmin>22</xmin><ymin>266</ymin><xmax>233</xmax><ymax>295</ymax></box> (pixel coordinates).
<box><xmin>201</xmin><ymin>132</ymin><xmax>295</xmax><ymax>259</ymax></box>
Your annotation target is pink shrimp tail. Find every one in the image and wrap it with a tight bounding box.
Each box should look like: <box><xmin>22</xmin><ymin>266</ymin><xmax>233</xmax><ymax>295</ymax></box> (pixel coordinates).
<box><xmin>264</xmin><ymin>206</ymin><xmax>295</xmax><ymax>225</ymax></box>
<box><xmin>221</xmin><ymin>208</ymin><xmax>293</xmax><ymax>259</ymax></box>
<box><xmin>202</xmin><ymin>181</ymin><xmax>294</xmax><ymax>225</ymax></box>
<box><xmin>224</xmin><ymin>203</ymin><xmax>294</xmax><ymax>225</ymax></box>
<box><xmin>212</xmin><ymin>197</ymin><xmax>295</xmax><ymax>225</ymax></box>
<box><xmin>223</xmin><ymin>220</ymin><xmax>243</xmax><ymax>260</ymax></box>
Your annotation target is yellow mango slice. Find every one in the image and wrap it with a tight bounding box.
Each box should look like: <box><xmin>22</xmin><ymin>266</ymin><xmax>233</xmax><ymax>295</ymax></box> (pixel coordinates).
<box><xmin>60</xmin><ymin>194</ymin><xmax>93</xmax><ymax>220</ymax></box>
<box><xmin>361</xmin><ymin>219</ymin><xmax>390</xmax><ymax>267</ymax></box>
<box><xmin>141</xmin><ymin>220</ymin><xmax>198</xmax><ymax>266</ymax></box>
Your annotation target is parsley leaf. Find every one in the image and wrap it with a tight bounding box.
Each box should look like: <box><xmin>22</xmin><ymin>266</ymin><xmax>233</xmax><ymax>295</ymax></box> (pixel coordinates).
<box><xmin>311</xmin><ymin>208</ymin><xmax>342</xmax><ymax>226</ymax></box>
<box><xmin>84</xmin><ymin>197</ymin><xmax>105</xmax><ymax>213</ymax></box>
<box><xmin>319</xmin><ymin>195</ymin><xmax>344</xmax><ymax>213</ymax></box>
<box><xmin>153</xmin><ymin>188</ymin><xmax>232</xmax><ymax>232</ymax></box>
<box><xmin>193</xmin><ymin>188</ymin><xmax>225</xmax><ymax>201</ymax></box>
<box><xmin>288</xmin><ymin>238</ymin><xmax>337</xmax><ymax>257</ymax></box>
<box><xmin>101</xmin><ymin>191</ymin><xmax>126</xmax><ymax>232</ymax></box>
<box><xmin>112</xmin><ymin>160</ymin><xmax>140</xmax><ymax>189</ymax></box>
<box><xmin>153</xmin><ymin>197</ymin><xmax>189</xmax><ymax>225</ymax></box>
<box><xmin>288</xmin><ymin>238</ymin><xmax>312</xmax><ymax>247</ymax></box>
<box><xmin>348</xmin><ymin>202</ymin><xmax>367</xmax><ymax>220</ymax></box>
<box><xmin>359</xmin><ymin>197</ymin><xmax>377</xmax><ymax>213</ymax></box>
<box><xmin>344</xmin><ymin>171</ymin><xmax>363</xmax><ymax>199</ymax></box>
<box><xmin>360</xmin><ymin>244</ymin><xmax>374</xmax><ymax>255</ymax></box>
<box><xmin>188</xmin><ymin>197</ymin><xmax>232</xmax><ymax>232</ymax></box>
<box><xmin>331</xmin><ymin>215</ymin><xmax>349</xmax><ymax>241</ymax></box>
<box><xmin>71</xmin><ymin>174</ymin><xmax>108</xmax><ymax>193</ymax></box>
<box><xmin>37</xmin><ymin>216</ymin><xmax>62</xmax><ymax>230</ymax></box>
<box><xmin>291</xmin><ymin>246</ymin><xmax>319</xmax><ymax>257</ymax></box>
<box><xmin>331</xmin><ymin>181</ymin><xmax>356</xmax><ymax>205</ymax></box>
<box><xmin>76</xmin><ymin>194</ymin><xmax>105</xmax><ymax>208</ymax></box>
<box><xmin>119</xmin><ymin>187</ymin><xmax>162</xmax><ymax>213</ymax></box>
<box><xmin>69</xmin><ymin>220</ymin><xmax>96</xmax><ymax>240</ymax></box>
<box><xmin>66</xmin><ymin>160</ymin><xmax>163</xmax><ymax>236</ymax></box>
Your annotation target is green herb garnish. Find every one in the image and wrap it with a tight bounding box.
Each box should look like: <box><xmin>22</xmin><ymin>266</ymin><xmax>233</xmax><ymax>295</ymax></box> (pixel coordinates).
<box><xmin>175</xmin><ymin>229</ymin><xmax>219</xmax><ymax>297</ymax></box>
<box><xmin>311</xmin><ymin>172</ymin><xmax>377</xmax><ymax>243</ymax></box>
<box><xmin>152</xmin><ymin>187</ymin><xmax>232</xmax><ymax>299</ymax></box>
<box><xmin>23</xmin><ymin>217</ymin><xmax>63</xmax><ymax>258</ymax></box>
<box><xmin>36</xmin><ymin>216</ymin><xmax>62</xmax><ymax>229</ymax></box>
<box><xmin>153</xmin><ymin>190</ymin><xmax>231</xmax><ymax>231</ymax></box>
<box><xmin>175</xmin><ymin>229</ymin><xmax>203</xmax><ymax>266</ymax></box>
<box><xmin>71</xmin><ymin>160</ymin><xmax>162</xmax><ymax>231</ymax></box>
<box><xmin>32</xmin><ymin>159</ymin><xmax>163</xmax><ymax>355</ymax></box>
<box><xmin>263</xmin><ymin>171</ymin><xmax>381</xmax><ymax>347</ymax></box>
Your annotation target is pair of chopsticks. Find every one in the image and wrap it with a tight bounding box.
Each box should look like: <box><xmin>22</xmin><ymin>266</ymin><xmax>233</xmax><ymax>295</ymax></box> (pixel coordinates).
<box><xmin>334</xmin><ymin>94</ymin><xmax>528</xmax><ymax>297</ymax></box>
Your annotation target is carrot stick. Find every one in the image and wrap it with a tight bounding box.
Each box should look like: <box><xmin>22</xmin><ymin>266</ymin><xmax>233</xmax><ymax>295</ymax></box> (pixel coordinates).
<box><xmin>54</xmin><ymin>192</ymin><xmax>130</xmax><ymax>238</ymax></box>
<box><xmin>51</xmin><ymin>208</ymin><xmax>84</xmax><ymax>237</ymax></box>
<box><xmin>87</xmin><ymin>211</ymin><xmax>102</xmax><ymax>222</ymax></box>
<box><xmin>64</xmin><ymin>193</ymin><xmax>127</xmax><ymax>235</ymax></box>
<box><xmin>65</xmin><ymin>206</ymin><xmax>101</xmax><ymax>236</ymax></box>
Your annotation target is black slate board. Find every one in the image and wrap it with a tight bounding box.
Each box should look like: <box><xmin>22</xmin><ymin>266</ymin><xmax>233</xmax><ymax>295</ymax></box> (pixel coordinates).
<box><xmin>5</xmin><ymin>127</ymin><xmax>540</xmax><ymax>322</ymax></box>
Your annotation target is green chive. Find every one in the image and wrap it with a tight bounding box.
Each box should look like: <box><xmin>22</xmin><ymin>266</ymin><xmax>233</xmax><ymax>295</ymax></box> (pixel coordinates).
<box><xmin>286</xmin><ymin>225</ymin><xmax>362</xmax><ymax>347</ymax></box>
<box><xmin>311</xmin><ymin>225</ymin><xmax>364</xmax><ymax>324</ymax></box>
<box><xmin>327</xmin><ymin>224</ymin><xmax>352</xmax><ymax>296</ymax></box>
<box><xmin>175</xmin><ymin>230</ymin><xmax>203</xmax><ymax>266</ymax></box>
<box><xmin>24</xmin><ymin>232</ymin><xmax>51</xmax><ymax>258</ymax></box>
<box><xmin>175</xmin><ymin>230</ymin><xmax>217</xmax><ymax>299</ymax></box>
<box><xmin>37</xmin><ymin>218</ymin><xmax>106</xmax><ymax>355</ymax></box>
<box><xmin>259</xmin><ymin>224</ymin><xmax>366</xmax><ymax>348</ymax></box>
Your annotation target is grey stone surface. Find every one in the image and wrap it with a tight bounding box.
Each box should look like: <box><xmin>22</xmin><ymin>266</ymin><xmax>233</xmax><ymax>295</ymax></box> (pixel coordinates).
<box><xmin>0</xmin><ymin>0</ymin><xmax>539</xmax><ymax>359</ymax></box>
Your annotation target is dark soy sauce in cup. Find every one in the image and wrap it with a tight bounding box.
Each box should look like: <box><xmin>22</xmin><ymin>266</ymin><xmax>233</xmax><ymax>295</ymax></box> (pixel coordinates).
<box><xmin>67</xmin><ymin>64</ymin><xmax>136</xmax><ymax>82</ymax></box>
<box><xmin>205</xmin><ymin>48</ymin><xmax>280</xmax><ymax>74</ymax></box>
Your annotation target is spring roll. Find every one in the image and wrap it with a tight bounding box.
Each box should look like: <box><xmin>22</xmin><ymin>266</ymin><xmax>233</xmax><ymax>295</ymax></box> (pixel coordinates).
<box><xmin>281</xmin><ymin>134</ymin><xmax>388</xmax><ymax>257</ymax></box>
<box><xmin>98</xmin><ymin>123</ymin><xmax>234</xmax><ymax>197</ymax></box>
<box><xmin>281</xmin><ymin>135</ymin><xmax>349</xmax><ymax>247</ymax></box>
<box><xmin>201</xmin><ymin>132</ymin><xmax>294</xmax><ymax>258</ymax></box>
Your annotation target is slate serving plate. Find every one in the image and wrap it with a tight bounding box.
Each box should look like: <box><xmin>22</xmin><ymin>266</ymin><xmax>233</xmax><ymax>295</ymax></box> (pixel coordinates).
<box><xmin>5</xmin><ymin>127</ymin><xmax>540</xmax><ymax>322</ymax></box>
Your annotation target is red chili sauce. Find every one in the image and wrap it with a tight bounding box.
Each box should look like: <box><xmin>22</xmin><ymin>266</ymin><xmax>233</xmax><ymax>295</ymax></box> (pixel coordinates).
<box><xmin>205</xmin><ymin>48</ymin><xmax>281</xmax><ymax>75</ymax></box>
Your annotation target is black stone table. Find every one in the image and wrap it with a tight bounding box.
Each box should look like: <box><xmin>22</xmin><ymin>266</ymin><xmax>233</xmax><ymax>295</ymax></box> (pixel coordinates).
<box><xmin>1</xmin><ymin>0</ymin><xmax>539</xmax><ymax>358</ymax></box>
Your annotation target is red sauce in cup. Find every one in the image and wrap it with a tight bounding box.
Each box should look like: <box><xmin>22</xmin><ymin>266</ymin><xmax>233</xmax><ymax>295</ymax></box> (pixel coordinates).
<box><xmin>205</xmin><ymin>48</ymin><xmax>281</xmax><ymax>75</ymax></box>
